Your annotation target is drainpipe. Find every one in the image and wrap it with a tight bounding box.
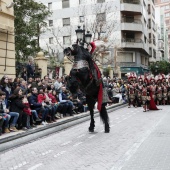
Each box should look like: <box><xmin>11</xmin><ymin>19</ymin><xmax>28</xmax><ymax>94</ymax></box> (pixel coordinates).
<box><xmin>4</xmin><ymin>31</ymin><xmax>8</xmax><ymax>71</ymax></box>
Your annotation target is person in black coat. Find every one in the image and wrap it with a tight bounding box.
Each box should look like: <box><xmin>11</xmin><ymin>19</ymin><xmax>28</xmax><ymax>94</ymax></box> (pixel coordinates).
<box><xmin>9</xmin><ymin>88</ymin><xmax>28</xmax><ymax>130</ymax></box>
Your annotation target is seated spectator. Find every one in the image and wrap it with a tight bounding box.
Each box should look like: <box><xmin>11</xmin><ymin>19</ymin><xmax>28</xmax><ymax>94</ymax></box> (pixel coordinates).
<box><xmin>29</xmin><ymin>87</ymin><xmax>49</xmax><ymax>125</ymax></box>
<box><xmin>22</xmin><ymin>96</ymin><xmax>37</xmax><ymax>129</ymax></box>
<box><xmin>0</xmin><ymin>112</ymin><xmax>4</xmax><ymax>135</ymax></box>
<box><xmin>58</xmin><ymin>86</ymin><xmax>73</xmax><ymax>116</ymax></box>
<box><xmin>77</xmin><ymin>89</ymin><xmax>86</xmax><ymax>105</ymax></box>
<box><xmin>9</xmin><ymin>88</ymin><xmax>27</xmax><ymax>130</ymax></box>
<box><xmin>72</xmin><ymin>93</ymin><xmax>84</xmax><ymax>113</ymax></box>
<box><xmin>0</xmin><ymin>90</ymin><xmax>19</xmax><ymax>133</ymax></box>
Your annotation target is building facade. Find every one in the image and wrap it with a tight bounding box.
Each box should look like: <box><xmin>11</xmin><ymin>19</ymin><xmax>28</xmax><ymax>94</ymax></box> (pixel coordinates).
<box><xmin>0</xmin><ymin>0</ymin><xmax>15</xmax><ymax>78</ymax></box>
<box><xmin>155</xmin><ymin>0</ymin><xmax>170</xmax><ymax>60</ymax></box>
<box><xmin>35</xmin><ymin>0</ymin><xmax>157</xmax><ymax>77</ymax></box>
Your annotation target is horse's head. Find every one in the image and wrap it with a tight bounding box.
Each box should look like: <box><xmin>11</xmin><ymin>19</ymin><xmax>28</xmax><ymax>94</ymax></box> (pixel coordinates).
<box><xmin>63</xmin><ymin>47</ymin><xmax>72</xmax><ymax>56</ymax></box>
<box><xmin>65</xmin><ymin>75</ymin><xmax>79</xmax><ymax>94</ymax></box>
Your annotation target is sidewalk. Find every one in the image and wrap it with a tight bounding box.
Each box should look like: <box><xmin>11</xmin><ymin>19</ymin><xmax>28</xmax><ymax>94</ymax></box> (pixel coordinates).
<box><xmin>0</xmin><ymin>103</ymin><xmax>126</xmax><ymax>152</ymax></box>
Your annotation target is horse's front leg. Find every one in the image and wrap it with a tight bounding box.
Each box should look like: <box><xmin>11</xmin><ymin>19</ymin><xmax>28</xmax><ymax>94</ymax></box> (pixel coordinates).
<box><xmin>89</xmin><ymin>109</ymin><xmax>95</xmax><ymax>132</ymax></box>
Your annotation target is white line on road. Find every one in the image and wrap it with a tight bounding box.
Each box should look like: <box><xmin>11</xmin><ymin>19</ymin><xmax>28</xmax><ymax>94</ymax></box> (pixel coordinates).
<box><xmin>61</xmin><ymin>141</ymin><xmax>72</xmax><ymax>146</ymax></box>
<box><xmin>88</xmin><ymin>135</ymin><xmax>96</xmax><ymax>139</ymax></box>
<box><xmin>110</xmin><ymin>113</ymin><xmax>166</xmax><ymax>170</ymax></box>
<box><xmin>110</xmin><ymin>125</ymin><xmax>115</xmax><ymax>127</ymax></box>
<box><xmin>41</xmin><ymin>150</ymin><xmax>53</xmax><ymax>156</ymax></box>
<box><xmin>28</xmin><ymin>163</ymin><xmax>43</xmax><ymax>170</ymax></box>
<box><xmin>54</xmin><ymin>151</ymin><xmax>66</xmax><ymax>157</ymax></box>
<box><xmin>73</xmin><ymin>142</ymin><xmax>83</xmax><ymax>147</ymax></box>
<box><xmin>77</xmin><ymin>134</ymin><xmax>85</xmax><ymax>138</ymax></box>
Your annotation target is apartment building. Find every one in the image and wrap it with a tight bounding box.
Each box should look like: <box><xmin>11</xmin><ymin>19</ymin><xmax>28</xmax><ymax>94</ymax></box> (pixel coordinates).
<box><xmin>0</xmin><ymin>0</ymin><xmax>15</xmax><ymax>78</ymax></box>
<box><xmin>155</xmin><ymin>0</ymin><xmax>170</xmax><ymax>60</ymax></box>
<box><xmin>35</xmin><ymin>0</ymin><xmax>154</xmax><ymax>76</ymax></box>
<box><xmin>155</xmin><ymin>6</ymin><xmax>169</xmax><ymax>61</ymax></box>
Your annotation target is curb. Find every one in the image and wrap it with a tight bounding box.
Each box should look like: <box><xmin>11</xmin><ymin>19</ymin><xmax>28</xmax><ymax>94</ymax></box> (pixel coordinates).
<box><xmin>0</xmin><ymin>103</ymin><xmax>127</xmax><ymax>152</ymax></box>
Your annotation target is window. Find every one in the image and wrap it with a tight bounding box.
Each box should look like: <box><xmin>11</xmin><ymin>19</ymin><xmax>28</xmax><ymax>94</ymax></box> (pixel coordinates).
<box><xmin>49</xmin><ymin>37</ymin><xmax>53</xmax><ymax>44</ymax></box>
<box><xmin>63</xmin><ymin>36</ymin><xmax>71</xmax><ymax>45</ymax></box>
<box><xmin>96</xmin><ymin>13</ymin><xmax>106</xmax><ymax>22</ymax></box>
<box><xmin>62</xmin><ymin>0</ymin><xmax>69</xmax><ymax>8</ymax></box>
<box><xmin>48</xmin><ymin>2</ymin><xmax>52</xmax><ymax>10</ymax></box>
<box><xmin>79</xmin><ymin>16</ymin><xmax>84</xmax><ymax>23</ymax></box>
<box><xmin>63</xmin><ymin>18</ymin><xmax>70</xmax><ymax>26</ymax></box>
<box><xmin>97</xmin><ymin>0</ymin><xmax>105</xmax><ymax>3</ymax></box>
<box><xmin>161</xmin><ymin>0</ymin><xmax>169</xmax><ymax>2</ymax></box>
<box><xmin>117</xmin><ymin>52</ymin><xmax>134</xmax><ymax>62</ymax></box>
<box><xmin>165</xmin><ymin>12</ymin><xmax>170</xmax><ymax>17</ymax></box>
<box><xmin>49</xmin><ymin>20</ymin><xmax>53</xmax><ymax>27</ymax></box>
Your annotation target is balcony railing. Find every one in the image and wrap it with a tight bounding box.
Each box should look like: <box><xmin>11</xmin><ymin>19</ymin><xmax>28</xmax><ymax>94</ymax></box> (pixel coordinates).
<box><xmin>121</xmin><ymin>38</ymin><xmax>143</xmax><ymax>43</ymax></box>
<box><xmin>121</xmin><ymin>18</ymin><xmax>141</xmax><ymax>24</ymax></box>
<box><xmin>121</xmin><ymin>0</ymin><xmax>140</xmax><ymax>4</ymax></box>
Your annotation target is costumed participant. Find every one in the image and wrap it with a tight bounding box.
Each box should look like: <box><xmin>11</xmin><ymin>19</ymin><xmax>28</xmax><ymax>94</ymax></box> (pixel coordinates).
<box><xmin>127</xmin><ymin>74</ymin><xmax>136</xmax><ymax>108</ymax></box>
<box><xmin>87</xmin><ymin>42</ymin><xmax>101</xmax><ymax>86</ymax></box>
<box><xmin>142</xmin><ymin>77</ymin><xmax>150</xmax><ymax>112</ymax></box>
<box><xmin>162</xmin><ymin>74</ymin><xmax>168</xmax><ymax>105</ymax></box>
<box><xmin>136</xmin><ymin>75</ymin><xmax>143</xmax><ymax>107</ymax></box>
<box><xmin>149</xmin><ymin>76</ymin><xmax>159</xmax><ymax>110</ymax></box>
<box><xmin>167</xmin><ymin>75</ymin><xmax>170</xmax><ymax>104</ymax></box>
<box><xmin>149</xmin><ymin>76</ymin><xmax>157</xmax><ymax>103</ymax></box>
<box><xmin>155</xmin><ymin>75</ymin><xmax>163</xmax><ymax>105</ymax></box>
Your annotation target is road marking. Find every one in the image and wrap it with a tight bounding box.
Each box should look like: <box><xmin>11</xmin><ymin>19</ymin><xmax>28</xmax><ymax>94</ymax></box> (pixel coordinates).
<box><xmin>110</xmin><ymin>114</ymin><xmax>166</xmax><ymax>170</ymax></box>
<box><xmin>41</xmin><ymin>150</ymin><xmax>53</xmax><ymax>156</ymax></box>
<box><xmin>116</xmin><ymin>117</ymin><xmax>119</xmax><ymax>119</ymax></box>
<box><xmin>61</xmin><ymin>141</ymin><xmax>72</xmax><ymax>146</ymax></box>
<box><xmin>110</xmin><ymin>125</ymin><xmax>115</xmax><ymax>127</ymax></box>
<box><xmin>123</xmin><ymin>118</ymin><xmax>127</xmax><ymax>120</ymax></box>
<box><xmin>121</xmin><ymin>115</ymin><xmax>125</xmax><ymax>117</ymax></box>
<box><xmin>77</xmin><ymin>134</ymin><xmax>85</xmax><ymax>138</ymax></box>
<box><xmin>54</xmin><ymin>151</ymin><xmax>66</xmax><ymax>157</ymax></box>
<box><xmin>117</xmin><ymin>121</ymin><xmax>122</xmax><ymax>124</ymax></box>
<box><xmin>88</xmin><ymin>135</ymin><xmax>96</xmax><ymax>139</ymax></box>
<box><xmin>73</xmin><ymin>142</ymin><xmax>83</xmax><ymax>147</ymax></box>
<box><xmin>28</xmin><ymin>163</ymin><xmax>43</xmax><ymax>170</ymax></box>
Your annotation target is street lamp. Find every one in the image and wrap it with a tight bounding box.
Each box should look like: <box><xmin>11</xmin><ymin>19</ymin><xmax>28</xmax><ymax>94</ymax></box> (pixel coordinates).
<box><xmin>75</xmin><ymin>26</ymin><xmax>92</xmax><ymax>45</ymax></box>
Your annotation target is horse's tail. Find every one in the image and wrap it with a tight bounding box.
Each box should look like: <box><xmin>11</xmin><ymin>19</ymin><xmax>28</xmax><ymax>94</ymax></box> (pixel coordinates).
<box><xmin>100</xmin><ymin>103</ymin><xmax>109</xmax><ymax>124</ymax></box>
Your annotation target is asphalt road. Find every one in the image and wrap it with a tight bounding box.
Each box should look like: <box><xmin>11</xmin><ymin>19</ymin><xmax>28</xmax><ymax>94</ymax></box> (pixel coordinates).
<box><xmin>0</xmin><ymin>105</ymin><xmax>169</xmax><ymax>170</ymax></box>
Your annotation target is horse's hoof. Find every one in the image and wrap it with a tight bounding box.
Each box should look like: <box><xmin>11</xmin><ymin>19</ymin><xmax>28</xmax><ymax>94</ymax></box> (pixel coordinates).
<box><xmin>105</xmin><ymin>130</ymin><xmax>110</xmax><ymax>133</ymax></box>
<box><xmin>89</xmin><ymin>128</ymin><xmax>94</xmax><ymax>132</ymax></box>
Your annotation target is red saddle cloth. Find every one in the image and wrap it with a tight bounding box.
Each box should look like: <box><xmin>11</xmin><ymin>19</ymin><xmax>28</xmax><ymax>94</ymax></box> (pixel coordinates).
<box><xmin>149</xmin><ymin>91</ymin><xmax>159</xmax><ymax>110</ymax></box>
<box><xmin>93</xmin><ymin>61</ymin><xmax>103</xmax><ymax>111</ymax></box>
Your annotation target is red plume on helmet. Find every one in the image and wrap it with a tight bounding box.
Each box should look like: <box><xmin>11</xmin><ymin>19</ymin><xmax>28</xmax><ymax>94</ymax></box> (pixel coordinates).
<box><xmin>90</xmin><ymin>42</ymin><xmax>96</xmax><ymax>54</ymax></box>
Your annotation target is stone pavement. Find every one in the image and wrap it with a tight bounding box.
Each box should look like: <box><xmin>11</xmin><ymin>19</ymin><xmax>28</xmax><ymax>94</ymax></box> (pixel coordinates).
<box><xmin>0</xmin><ymin>105</ymin><xmax>170</xmax><ymax>170</ymax></box>
<box><xmin>0</xmin><ymin>103</ymin><xmax>125</xmax><ymax>152</ymax></box>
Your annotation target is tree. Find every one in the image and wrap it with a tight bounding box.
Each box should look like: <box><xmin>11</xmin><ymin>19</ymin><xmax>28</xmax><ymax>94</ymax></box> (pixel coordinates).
<box><xmin>14</xmin><ymin>0</ymin><xmax>51</xmax><ymax>62</ymax></box>
<box><xmin>149</xmin><ymin>60</ymin><xmax>170</xmax><ymax>75</ymax></box>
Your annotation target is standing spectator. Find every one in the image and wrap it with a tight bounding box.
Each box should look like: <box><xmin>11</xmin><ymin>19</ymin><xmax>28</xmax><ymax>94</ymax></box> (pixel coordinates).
<box><xmin>26</xmin><ymin>59</ymin><xmax>34</xmax><ymax>79</ymax></box>
<box><xmin>21</xmin><ymin>67</ymin><xmax>27</xmax><ymax>81</ymax></box>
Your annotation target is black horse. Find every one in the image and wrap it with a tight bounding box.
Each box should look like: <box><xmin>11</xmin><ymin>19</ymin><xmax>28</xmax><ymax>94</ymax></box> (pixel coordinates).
<box><xmin>64</xmin><ymin>43</ymin><xmax>110</xmax><ymax>133</ymax></box>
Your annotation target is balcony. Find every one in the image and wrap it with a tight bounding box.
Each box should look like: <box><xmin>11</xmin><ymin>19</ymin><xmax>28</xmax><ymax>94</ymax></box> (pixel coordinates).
<box><xmin>121</xmin><ymin>38</ymin><xmax>149</xmax><ymax>54</ymax></box>
<box><xmin>121</xmin><ymin>19</ymin><xmax>142</xmax><ymax>32</ymax></box>
<box><xmin>121</xmin><ymin>0</ymin><xmax>140</xmax><ymax>4</ymax></box>
<box><xmin>120</xmin><ymin>0</ymin><xmax>142</xmax><ymax>14</ymax></box>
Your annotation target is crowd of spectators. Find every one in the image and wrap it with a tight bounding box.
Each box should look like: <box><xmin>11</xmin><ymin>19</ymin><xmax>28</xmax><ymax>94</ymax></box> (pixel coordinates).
<box><xmin>0</xmin><ymin>74</ymin><xmax>88</xmax><ymax>136</ymax></box>
<box><xmin>0</xmin><ymin>73</ymin><xmax>126</xmax><ymax>136</ymax></box>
